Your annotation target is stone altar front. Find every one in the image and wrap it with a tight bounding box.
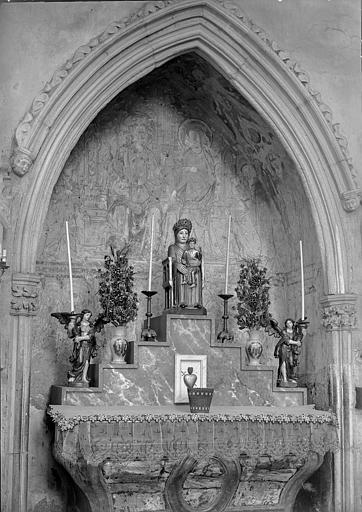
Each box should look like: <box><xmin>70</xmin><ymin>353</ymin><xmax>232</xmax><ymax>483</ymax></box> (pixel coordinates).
<box><xmin>48</xmin><ymin>405</ymin><xmax>337</xmax><ymax>512</ymax></box>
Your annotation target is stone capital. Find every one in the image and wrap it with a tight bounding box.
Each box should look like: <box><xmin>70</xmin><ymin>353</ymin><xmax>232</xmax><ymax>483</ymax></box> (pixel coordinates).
<box><xmin>10</xmin><ymin>272</ymin><xmax>41</xmax><ymax>316</ymax></box>
<box><xmin>320</xmin><ymin>294</ymin><xmax>357</xmax><ymax>330</ymax></box>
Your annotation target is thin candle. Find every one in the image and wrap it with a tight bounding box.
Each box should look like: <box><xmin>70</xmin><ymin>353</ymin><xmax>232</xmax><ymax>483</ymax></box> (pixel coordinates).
<box><xmin>225</xmin><ymin>215</ymin><xmax>232</xmax><ymax>294</ymax></box>
<box><xmin>335</xmin><ymin>225</ymin><xmax>345</xmax><ymax>294</ymax></box>
<box><xmin>299</xmin><ymin>240</ymin><xmax>305</xmax><ymax>320</ymax></box>
<box><xmin>65</xmin><ymin>221</ymin><xmax>74</xmax><ymax>312</ymax></box>
<box><xmin>148</xmin><ymin>215</ymin><xmax>154</xmax><ymax>291</ymax></box>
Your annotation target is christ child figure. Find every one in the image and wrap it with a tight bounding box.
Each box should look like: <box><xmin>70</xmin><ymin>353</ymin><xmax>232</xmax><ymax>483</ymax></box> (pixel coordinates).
<box><xmin>182</xmin><ymin>237</ymin><xmax>202</xmax><ymax>288</ymax></box>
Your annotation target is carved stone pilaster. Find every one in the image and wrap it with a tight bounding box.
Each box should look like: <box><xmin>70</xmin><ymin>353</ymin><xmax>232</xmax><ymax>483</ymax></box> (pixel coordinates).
<box><xmin>320</xmin><ymin>294</ymin><xmax>357</xmax><ymax>330</ymax></box>
<box><xmin>11</xmin><ymin>147</ymin><xmax>33</xmax><ymax>177</ymax></box>
<box><xmin>341</xmin><ymin>189</ymin><xmax>361</xmax><ymax>212</ymax></box>
<box><xmin>10</xmin><ymin>272</ymin><xmax>41</xmax><ymax>316</ymax></box>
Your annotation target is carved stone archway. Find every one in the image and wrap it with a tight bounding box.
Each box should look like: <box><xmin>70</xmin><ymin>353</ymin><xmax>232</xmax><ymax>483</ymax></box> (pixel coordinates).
<box><xmin>6</xmin><ymin>1</ymin><xmax>360</xmax><ymax>510</ymax></box>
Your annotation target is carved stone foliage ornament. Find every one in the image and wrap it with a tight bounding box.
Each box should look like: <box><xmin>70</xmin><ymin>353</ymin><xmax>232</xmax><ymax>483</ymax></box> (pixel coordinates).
<box><xmin>321</xmin><ymin>295</ymin><xmax>357</xmax><ymax>330</ymax></box>
<box><xmin>10</xmin><ymin>272</ymin><xmax>40</xmax><ymax>316</ymax></box>
<box><xmin>10</xmin><ymin>0</ymin><xmax>360</xmax><ymax>208</ymax></box>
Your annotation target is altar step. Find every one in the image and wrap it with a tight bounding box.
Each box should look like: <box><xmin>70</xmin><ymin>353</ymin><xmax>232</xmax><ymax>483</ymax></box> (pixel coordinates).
<box><xmin>50</xmin><ymin>313</ymin><xmax>309</xmax><ymax>408</ymax></box>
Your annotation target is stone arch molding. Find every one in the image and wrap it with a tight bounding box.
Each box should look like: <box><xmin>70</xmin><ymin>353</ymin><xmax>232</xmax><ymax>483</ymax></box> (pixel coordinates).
<box><xmin>11</xmin><ymin>0</ymin><xmax>359</xmax><ymax>286</ymax></box>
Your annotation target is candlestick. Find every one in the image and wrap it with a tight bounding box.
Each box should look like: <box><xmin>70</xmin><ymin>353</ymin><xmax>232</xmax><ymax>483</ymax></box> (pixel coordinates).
<box><xmin>224</xmin><ymin>215</ymin><xmax>232</xmax><ymax>294</ymax></box>
<box><xmin>299</xmin><ymin>240</ymin><xmax>304</xmax><ymax>320</ymax></box>
<box><xmin>216</xmin><ymin>293</ymin><xmax>234</xmax><ymax>343</ymax></box>
<box><xmin>65</xmin><ymin>221</ymin><xmax>75</xmax><ymax>312</ymax></box>
<box><xmin>148</xmin><ymin>215</ymin><xmax>154</xmax><ymax>291</ymax></box>
<box><xmin>141</xmin><ymin>290</ymin><xmax>158</xmax><ymax>341</ymax></box>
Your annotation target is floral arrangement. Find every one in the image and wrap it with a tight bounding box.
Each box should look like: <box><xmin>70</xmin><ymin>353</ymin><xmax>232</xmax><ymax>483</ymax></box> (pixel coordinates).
<box><xmin>235</xmin><ymin>257</ymin><xmax>271</xmax><ymax>330</ymax></box>
<box><xmin>98</xmin><ymin>245</ymin><xmax>138</xmax><ymax>327</ymax></box>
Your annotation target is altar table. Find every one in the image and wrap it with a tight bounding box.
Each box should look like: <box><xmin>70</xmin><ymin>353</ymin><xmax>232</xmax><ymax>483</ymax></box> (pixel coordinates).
<box><xmin>48</xmin><ymin>405</ymin><xmax>337</xmax><ymax>512</ymax></box>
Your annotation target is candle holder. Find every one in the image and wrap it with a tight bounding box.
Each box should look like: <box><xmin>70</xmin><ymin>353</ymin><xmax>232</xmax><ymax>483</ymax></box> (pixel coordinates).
<box><xmin>216</xmin><ymin>293</ymin><xmax>234</xmax><ymax>343</ymax></box>
<box><xmin>141</xmin><ymin>290</ymin><xmax>158</xmax><ymax>341</ymax></box>
<box><xmin>0</xmin><ymin>260</ymin><xmax>9</xmax><ymax>281</ymax></box>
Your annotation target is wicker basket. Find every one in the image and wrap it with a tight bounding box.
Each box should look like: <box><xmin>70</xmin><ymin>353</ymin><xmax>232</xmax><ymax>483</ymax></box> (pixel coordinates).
<box><xmin>187</xmin><ymin>387</ymin><xmax>214</xmax><ymax>413</ymax></box>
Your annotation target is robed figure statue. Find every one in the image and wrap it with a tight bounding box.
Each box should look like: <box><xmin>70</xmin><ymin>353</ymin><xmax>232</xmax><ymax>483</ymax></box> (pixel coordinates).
<box><xmin>163</xmin><ymin>218</ymin><xmax>206</xmax><ymax>314</ymax></box>
<box><xmin>268</xmin><ymin>317</ymin><xmax>309</xmax><ymax>388</ymax></box>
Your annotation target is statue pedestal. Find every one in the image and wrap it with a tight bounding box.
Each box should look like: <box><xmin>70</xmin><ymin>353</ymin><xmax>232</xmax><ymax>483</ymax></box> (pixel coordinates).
<box><xmin>141</xmin><ymin>311</ymin><xmax>215</xmax><ymax>345</ymax></box>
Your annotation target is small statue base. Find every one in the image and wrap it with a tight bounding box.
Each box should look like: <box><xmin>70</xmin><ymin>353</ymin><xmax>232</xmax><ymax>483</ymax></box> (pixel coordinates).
<box><xmin>164</xmin><ymin>306</ymin><xmax>207</xmax><ymax>316</ymax></box>
<box><xmin>146</xmin><ymin>312</ymin><xmax>215</xmax><ymax>344</ymax></box>
<box><xmin>216</xmin><ymin>330</ymin><xmax>234</xmax><ymax>343</ymax></box>
<box><xmin>141</xmin><ymin>326</ymin><xmax>157</xmax><ymax>342</ymax></box>
<box><xmin>68</xmin><ymin>381</ymin><xmax>90</xmax><ymax>388</ymax></box>
<box><xmin>277</xmin><ymin>380</ymin><xmax>298</xmax><ymax>388</ymax></box>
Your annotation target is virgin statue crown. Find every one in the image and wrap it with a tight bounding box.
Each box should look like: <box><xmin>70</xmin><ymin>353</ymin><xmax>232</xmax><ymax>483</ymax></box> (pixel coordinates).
<box><xmin>173</xmin><ymin>218</ymin><xmax>192</xmax><ymax>235</ymax></box>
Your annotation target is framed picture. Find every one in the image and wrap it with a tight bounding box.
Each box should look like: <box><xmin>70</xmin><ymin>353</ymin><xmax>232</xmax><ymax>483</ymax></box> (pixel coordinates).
<box><xmin>174</xmin><ymin>353</ymin><xmax>207</xmax><ymax>403</ymax></box>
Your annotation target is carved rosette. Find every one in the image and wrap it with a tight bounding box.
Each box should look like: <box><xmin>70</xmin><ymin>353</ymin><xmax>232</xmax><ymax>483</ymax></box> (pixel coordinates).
<box><xmin>10</xmin><ymin>272</ymin><xmax>41</xmax><ymax>316</ymax></box>
<box><xmin>320</xmin><ymin>294</ymin><xmax>357</xmax><ymax>330</ymax></box>
<box><xmin>11</xmin><ymin>147</ymin><xmax>33</xmax><ymax>177</ymax></box>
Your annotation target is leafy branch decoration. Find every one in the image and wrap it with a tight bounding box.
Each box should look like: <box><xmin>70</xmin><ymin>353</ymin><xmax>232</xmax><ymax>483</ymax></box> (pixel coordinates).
<box><xmin>98</xmin><ymin>245</ymin><xmax>138</xmax><ymax>327</ymax></box>
<box><xmin>235</xmin><ymin>257</ymin><xmax>271</xmax><ymax>331</ymax></box>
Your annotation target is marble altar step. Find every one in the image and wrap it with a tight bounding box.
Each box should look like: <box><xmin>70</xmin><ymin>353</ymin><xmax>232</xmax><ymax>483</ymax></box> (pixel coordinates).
<box><xmin>50</xmin><ymin>313</ymin><xmax>309</xmax><ymax>408</ymax></box>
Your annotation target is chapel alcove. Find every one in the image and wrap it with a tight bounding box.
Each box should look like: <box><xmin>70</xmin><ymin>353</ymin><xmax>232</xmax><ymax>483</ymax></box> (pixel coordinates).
<box><xmin>31</xmin><ymin>50</ymin><xmax>338</xmax><ymax>512</ymax></box>
<box><xmin>34</xmin><ymin>52</ymin><xmax>325</xmax><ymax>406</ymax></box>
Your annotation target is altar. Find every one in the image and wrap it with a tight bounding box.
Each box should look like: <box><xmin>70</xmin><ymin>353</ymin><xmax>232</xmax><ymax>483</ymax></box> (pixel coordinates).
<box><xmin>46</xmin><ymin>213</ymin><xmax>339</xmax><ymax>512</ymax></box>
<box><xmin>48</xmin><ymin>405</ymin><xmax>337</xmax><ymax>512</ymax></box>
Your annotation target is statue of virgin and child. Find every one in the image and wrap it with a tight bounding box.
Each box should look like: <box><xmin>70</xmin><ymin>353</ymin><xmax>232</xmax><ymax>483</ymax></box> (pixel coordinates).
<box><xmin>163</xmin><ymin>218</ymin><xmax>206</xmax><ymax>314</ymax></box>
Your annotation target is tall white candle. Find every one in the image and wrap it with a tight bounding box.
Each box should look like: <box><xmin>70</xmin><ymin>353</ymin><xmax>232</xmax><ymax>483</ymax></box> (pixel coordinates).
<box><xmin>335</xmin><ymin>225</ymin><xmax>345</xmax><ymax>294</ymax></box>
<box><xmin>225</xmin><ymin>216</ymin><xmax>232</xmax><ymax>294</ymax></box>
<box><xmin>168</xmin><ymin>256</ymin><xmax>173</xmax><ymax>306</ymax></box>
<box><xmin>148</xmin><ymin>215</ymin><xmax>154</xmax><ymax>291</ymax></box>
<box><xmin>65</xmin><ymin>221</ymin><xmax>74</xmax><ymax>312</ymax></box>
<box><xmin>299</xmin><ymin>240</ymin><xmax>305</xmax><ymax>320</ymax></box>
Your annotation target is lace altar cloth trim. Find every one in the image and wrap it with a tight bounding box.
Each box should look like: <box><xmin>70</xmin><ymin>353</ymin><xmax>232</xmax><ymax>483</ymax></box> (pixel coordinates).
<box><xmin>50</xmin><ymin>406</ymin><xmax>338</xmax><ymax>461</ymax></box>
<box><xmin>48</xmin><ymin>405</ymin><xmax>337</xmax><ymax>431</ymax></box>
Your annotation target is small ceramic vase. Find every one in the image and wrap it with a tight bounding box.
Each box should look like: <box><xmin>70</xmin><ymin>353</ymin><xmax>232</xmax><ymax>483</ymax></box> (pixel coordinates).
<box><xmin>245</xmin><ymin>328</ymin><xmax>263</xmax><ymax>366</ymax></box>
<box><xmin>183</xmin><ymin>367</ymin><xmax>197</xmax><ymax>389</ymax></box>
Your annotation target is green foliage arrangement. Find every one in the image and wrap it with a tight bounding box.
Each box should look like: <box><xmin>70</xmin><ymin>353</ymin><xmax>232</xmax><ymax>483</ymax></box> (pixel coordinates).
<box><xmin>98</xmin><ymin>246</ymin><xmax>138</xmax><ymax>327</ymax></box>
<box><xmin>235</xmin><ymin>257</ymin><xmax>271</xmax><ymax>331</ymax></box>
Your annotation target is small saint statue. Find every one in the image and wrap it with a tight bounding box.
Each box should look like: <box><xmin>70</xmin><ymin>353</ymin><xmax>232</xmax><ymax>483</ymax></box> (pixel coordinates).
<box><xmin>163</xmin><ymin>218</ymin><xmax>206</xmax><ymax>314</ymax></box>
<box><xmin>51</xmin><ymin>309</ymin><xmax>109</xmax><ymax>387</ymax></box>
<box><xmin>269</xmin><ymin>317</ymin><xmax>309</xmax><ymax>388</ymax></box>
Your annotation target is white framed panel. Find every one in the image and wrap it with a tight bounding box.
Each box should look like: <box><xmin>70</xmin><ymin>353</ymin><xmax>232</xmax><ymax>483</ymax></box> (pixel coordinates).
<box><xmin>174</xmin><ymin>353</ymin><xmax>207</xmax><ymax>403</ymax></box>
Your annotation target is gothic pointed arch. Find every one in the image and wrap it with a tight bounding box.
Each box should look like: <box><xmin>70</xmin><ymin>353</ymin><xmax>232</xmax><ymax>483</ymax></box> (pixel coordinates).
<box><xmin>11</xmin><ymin>0</ymin><xmax>359</xmax><ymax>290</ymax></box>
